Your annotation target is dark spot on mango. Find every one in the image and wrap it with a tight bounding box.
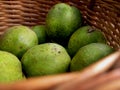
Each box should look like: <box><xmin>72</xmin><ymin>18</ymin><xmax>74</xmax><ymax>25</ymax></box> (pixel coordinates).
<box><xmin>58</xmin><ymin>51</ymin><xmax>61</xmax><ymax>53</ymax></box>
<box><xmin>88</xmin><ymin>27</ymin><xmax>95</xmax><ymax>33</ymax></box>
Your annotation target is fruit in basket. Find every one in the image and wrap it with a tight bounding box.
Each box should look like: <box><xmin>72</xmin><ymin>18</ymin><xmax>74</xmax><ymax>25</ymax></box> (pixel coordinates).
<box><xmin>70</xmin><ymin>43</ymin><xmax>114</xmax><ymax>71</ymax></box>
<box><xmin>0</xmin><ymin>51</ymin><xmax>24</xmax><ymax>83</ymax></box>
<box><xmin>21</xmin><ymin>43</ymin><xmax>71</xmax><ymax>77</ymax></box>
<box><xmin>46</xmin><ymin>3</ymin><xmax>82</xmax><ymax>46</ymax></box>
<box><xmin>31</xmin><ymin>25</ymin><xmax>47</xmax><ymax>44</ymax></box>
<box><xmin>0</xmin><ymin>25</ymin><xmax>38</xmax><ymax>59</ymax></box>
<box><xmin>68</xmin><ymin>26</ymin><xmax>106</xmax><ymax>57</ymax></box>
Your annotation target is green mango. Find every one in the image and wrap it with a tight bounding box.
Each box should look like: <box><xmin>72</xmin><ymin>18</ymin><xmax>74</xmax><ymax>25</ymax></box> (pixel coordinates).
<box><xmin>21</xmin><ymin>43</ymin><xmax>71</xmax><ymax>77</ymax></box>
<box><xmin>70</xmin><ymin>43</ymin><xmax>114</xmax><ymax>71</ymax></box>
<box><xmin>68</xmin><ymin>26</ymin><xmax>106</xmax><ymax>57</ymax></box>
<box><xmin>0</xmin><ymin>51</ymin><xmax>24</xmax><ymax>83</ymax></box>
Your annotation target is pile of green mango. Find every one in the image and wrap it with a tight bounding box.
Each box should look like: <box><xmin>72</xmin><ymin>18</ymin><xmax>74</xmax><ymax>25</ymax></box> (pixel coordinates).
<box><xmin>0</xmin><ymin>3</ymin><xmax>114</xmax><ymax>83</ymax></box>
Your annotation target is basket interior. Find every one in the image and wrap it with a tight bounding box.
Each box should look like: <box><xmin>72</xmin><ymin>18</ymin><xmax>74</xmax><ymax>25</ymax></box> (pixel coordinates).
<box><xmin>0</xmin><ymin>0</ymin><xmax>120</xmax><ymax>49</ymax></box>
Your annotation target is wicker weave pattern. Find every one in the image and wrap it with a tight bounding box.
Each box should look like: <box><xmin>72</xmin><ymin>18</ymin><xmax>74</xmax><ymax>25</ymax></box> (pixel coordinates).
<box><xmin>85</xmin><ymin>0</ymin><xmax>120</xmax><ymax>49</ymax></box>
<box><xmin>0</xmin><ymin>0</ymin><xmax>120</xmax><ymax>49</ymax></box>
<box><xmin>0</xmin><ymin>0</ymin><xmax>41</xmax><ymax>34</ymax></box>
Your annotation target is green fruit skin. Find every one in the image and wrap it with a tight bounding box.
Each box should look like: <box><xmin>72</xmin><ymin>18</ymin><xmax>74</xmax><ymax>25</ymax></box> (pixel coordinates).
<box><xmin>46</xmin><ymin>3</ymin><xmax>82</xmax><ymax>45</ymax></box>
<box><xmin>21</xmin><ymin>43</ymin><xmax>71</xmax><ymax>77</ymax></box>
<box><xmin>32</xmin><ymin>25</ymin><xmax>47</xmax><ymax>44</ymax></box>
<box><xmin>0</xmin><ymin>25</ymin><xmax>38</xmax><ymax>59</ymax></box>
<box><xmin>0</xmin><ymin>51</ymin><xmax>24</xmax><ymax>83</ymax></box>
<box><xmin>70</xmin><ymin>43</ymin><xmax>114</xmax><ymax>71</ymax></box>
<box><xmin>68</xmin><ymin>26</ymin><xmax>106</xmax><ymax>57</ymax></box>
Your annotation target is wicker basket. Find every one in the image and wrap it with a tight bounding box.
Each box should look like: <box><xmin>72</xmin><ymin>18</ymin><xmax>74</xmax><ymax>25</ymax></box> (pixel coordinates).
<box><xmin>0</xmin><ymin>0</ymin><xmax>120</xmax><ymax>90</ymax></box>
